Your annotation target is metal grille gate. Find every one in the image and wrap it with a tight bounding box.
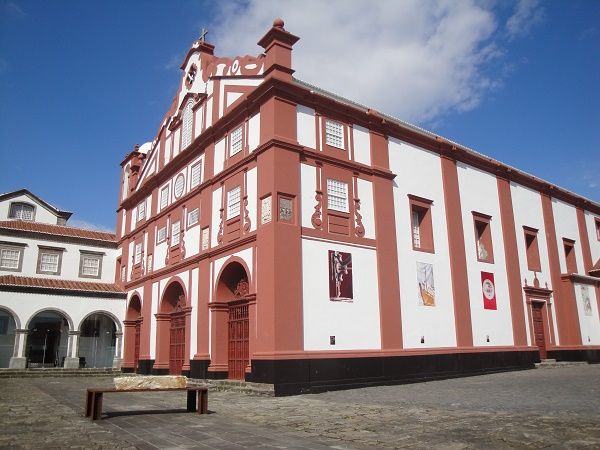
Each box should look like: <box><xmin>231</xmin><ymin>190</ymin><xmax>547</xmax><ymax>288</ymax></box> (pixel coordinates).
<box><xmin>134</xmin><ymin>321</ymin><xmax>141</xmax><ymax>371</ymax></box>
<box><xmin>228</xmin><ymin>301</ymin><xmax>249</xmax><ymax>380</ymax></box>
<box><xmin>169</xmin><ymin>313</ymin><xmax>186</xmax><ymax>375</ymax></box>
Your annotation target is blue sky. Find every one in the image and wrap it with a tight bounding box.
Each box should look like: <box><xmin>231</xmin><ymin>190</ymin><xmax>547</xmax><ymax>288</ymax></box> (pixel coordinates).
<box><xmin>0</xmin><ymin>0</ymin><xmax>598</xmax><ymax>231</ymax></box>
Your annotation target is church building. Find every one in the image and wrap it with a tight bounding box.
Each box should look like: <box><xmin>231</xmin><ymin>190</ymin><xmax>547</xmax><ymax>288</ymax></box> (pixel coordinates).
<box><xmin>117</xmin><ymin>19</ymin><xmax>600</xmax><ymax>395</ymax></box>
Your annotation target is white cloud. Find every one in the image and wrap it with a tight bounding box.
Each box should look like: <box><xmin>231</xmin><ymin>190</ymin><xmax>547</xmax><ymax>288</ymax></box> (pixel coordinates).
<box><xmin>68</xmin><ymin>219</ymin><xmax>114</xmax><ymax>233</ymax></box>
<box><xmin>209</xmin><ymin>0</ymin><xmax>507</xmax><ymax>124</ymax></box>
<box><xmin>506</xmin><ymin>0</ymin><xmax>545</xmax><ymax>41</ymax></box>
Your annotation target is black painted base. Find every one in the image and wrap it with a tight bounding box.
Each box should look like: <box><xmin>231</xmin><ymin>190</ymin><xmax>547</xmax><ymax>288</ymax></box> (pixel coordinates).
<box><xmin>137</xmin><ymin>359</ymin><xmax>154</xmax><ymax>375</ymax></box>
<box><xmin>189</xmin><ymin>360</ymin><xmax>211</xmax><ymax>379</ymax></box>
<box><xmin>122</xmin><ymin>367</ymin><xmax>135</xmax><ymax>374</ymax></box>
<box><xmin>247</xmin><ymin>350</ymin><xmax>539</xmax><ymax>396</ymax></box>
<box><xmin>547</xmin><ymin>349</ymin><xmax>600</xmax><ymax>363</ymax></box>
<box><xmin>206</xmin><ymin>370</ymin><xmax>228</xmax><ymax>380</ymax></box>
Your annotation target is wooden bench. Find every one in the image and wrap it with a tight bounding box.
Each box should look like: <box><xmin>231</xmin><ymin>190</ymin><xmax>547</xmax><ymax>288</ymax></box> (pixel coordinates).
<box><xmin>85</xmin><ymin>386</ymin><xmax>208</xmax><ymax>420</ymax></box>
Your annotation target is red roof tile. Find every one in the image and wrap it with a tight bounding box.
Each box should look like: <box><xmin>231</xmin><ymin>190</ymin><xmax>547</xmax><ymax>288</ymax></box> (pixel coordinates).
<box><xmin>0</xmin><ymin>275</ymin><xmax>125</xmax><ymax>294</ymax></box>
<box><xmin>0</xmin><ymin>220</ymin><xmax>116</xmax><ymax>242</ymax></box>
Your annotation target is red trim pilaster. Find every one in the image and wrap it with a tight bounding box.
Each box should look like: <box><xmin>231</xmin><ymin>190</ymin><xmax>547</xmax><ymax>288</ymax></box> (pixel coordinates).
<box><xmin>576</xmin><ymin>207</ymin><xmax>593</xmax><ymax>274</ymax></box>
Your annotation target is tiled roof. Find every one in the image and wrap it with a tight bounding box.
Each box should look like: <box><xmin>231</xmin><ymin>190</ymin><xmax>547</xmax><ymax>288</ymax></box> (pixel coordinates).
<box><xmin>0</xmin><ymin>220</ymin><xmax>116</xmax><ymax>242</ymax></box>
<box><xmin>0</xmin><ymin>275</ymin><xmax>125</xmax><ymax>294</ymax></box>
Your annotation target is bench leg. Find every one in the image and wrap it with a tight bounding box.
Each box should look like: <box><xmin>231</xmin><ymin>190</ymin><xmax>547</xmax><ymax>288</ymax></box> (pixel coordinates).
<box><xmin>186</xmin><ymin>389</ymin><xmax>196</xmax><ymax>412</ymax></box>
<box><xmin>199</xmin><ymin>390</ymin><xmax>208</xmax><ymax>414</ymax></box>
<box><xmin>85</xmin><ymin>391</ymin><xmax>93</xmax><ymax>417</ymax></box>
<box><xmin>92</xmin><ymin>392</ymin><xmax>103</xmax><ymax>420</ymax></box>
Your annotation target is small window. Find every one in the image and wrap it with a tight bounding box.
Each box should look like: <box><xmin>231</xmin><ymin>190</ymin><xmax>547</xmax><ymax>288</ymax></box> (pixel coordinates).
<box><xmin>79</xmin><ymin>252</ymin><xmax>103</xmax><ymax>279</ymax></box>
<box><xmin>563</xmin><ymin>238</ymin><xmax>577</xmax><ymax>273</ymax></box>
<box><xmin>188</xmin><ymin>208</ymin><xmax>199</xmax><ymax>227</ymax></box>
<box><xmin>134</xmin><ymin>243</ymin><xmax>142</xmax><ymax>265</ymax></box>
<box><xmin>523</xmin><ymin>227</ymin><xmax>541</xmax><ymax>272</ymax></box>
<box><xmin>174</xmin><ymin>174</ymin><xmax>185</xmax><ymax>199</ymax></box>
<box><xmin>137</xmin><ymin>201</ymin><xmax>146</xmax><ymax>221</ymax></box>
<box><xmin>37</xmin><ymin>247</ymin><xmax>63</xmax><ymax>275</ymax></box>
<box><xmin>325</xmin><ymin>120</ymin><xmax>344</xmax><ymax>149</ymax></box>
<box><xmin>473</xmin><ymin>213</ymin><xmax>494</xmax><ymax>263</ymax></box>
<box><xmin>0</xmin><ymin>244</ymin><xmax>24</xmax><ymax>272</ymax></box>
<box><xmin>171</xmin><ymin>221</ymin><xmax>181</xmax><ymax>246</ymax></box>
<box><xmin>596</xmin><ymin>218</ymin><xmax>600</xmax><ymax>241</ymax></box>
<box><xmin>181</xmin><ymin>101</ymin><xmax>193</xmax><ymax>149</ymax></box>
<box><xmin>160</xmin><ymin>185</ymin><xmax>169</xmax><ymax>209</ymax></box>
<box><xmin>157</xmin><ymin>226</ymin><xmax>167</xmax><ymax>243</ymax></box>
<box><xmin>190</xmin><ymin>161</ymin><xmax>202</xmax><ymax>189</ymax></box>
<box><xmin>409</xmin><ymin>195</ymin><xmax>434</xmax><ymax>253</ymax></box>
<box><xmin>227</xmin><ymin>186</ymin><xmax>241</xmax><ymax>219</ymax></box>
<box><xmin>326</xmin><ymin>179</ymin><xmax>348</xmax><ymax>212</ymax></box>
<box><xmin>230</xmin><ymin>126</ymin><xmax>243</xmax><ymax>156</ymax></box>
<box><xmin>9</xmin><ymin>202</ymin><xmax>35</xmax><ymax>221</ymax></box>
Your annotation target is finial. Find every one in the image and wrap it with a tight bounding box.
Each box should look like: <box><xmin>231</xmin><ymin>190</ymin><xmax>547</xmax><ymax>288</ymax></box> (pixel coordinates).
<box><xmin>273</xmin><ymin>17</ymin><xmax>284</xmax><ymax>29</ymax></box>
<box><xmin>199</xmin><ymin>27</ymin><xmax>208</xmax><ymax>42</ymax></box>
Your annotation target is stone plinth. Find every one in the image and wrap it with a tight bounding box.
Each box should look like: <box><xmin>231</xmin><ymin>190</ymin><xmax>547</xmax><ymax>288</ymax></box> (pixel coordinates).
<box><xmin>114</xmin><ymin>375</ymin><xmax>187</xmax><ymax>390</ymax></box>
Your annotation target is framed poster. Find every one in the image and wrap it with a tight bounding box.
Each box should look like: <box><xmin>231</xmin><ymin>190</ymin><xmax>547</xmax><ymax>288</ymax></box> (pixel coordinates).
<box><xmin>581</xmin><ymin>285</ymin><xmax>592</xmax><ymax>316</ymax></box>
<box><xmin>417</xmin><ymin>262</ymin><xmax>435</xmax><ymax>307</ymax></box>
<box><xmin>481</xmin><ymin>271</ymin><xmax>497</xmax><ymax>310</ymax></box>
<box><xmin>329</xmin><ymin>250</ymin><xmax>353</xmax><ymax>302</ymax></box>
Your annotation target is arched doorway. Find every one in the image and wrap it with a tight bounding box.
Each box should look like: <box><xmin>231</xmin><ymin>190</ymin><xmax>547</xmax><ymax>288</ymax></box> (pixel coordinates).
<box><xmin>26</xmin><ymin>311</ymin><xmax>70</xmax><ymax>368</ymax></box>
<box><xmin>79</xmin><ymin>313</ymin><xmax>117</xmax><ymax>368</ymax></box>
<box><xmin>0</xmin><ymin>309</ymin><xmax>17</xmax><ymax>368</ymax></box>
<box><xmin>156</xmin><ymin>281</ymin><xmax>190</xmax><ymax>375</ymax></box>
<box><xmin>124</xmin><ymin>295</ymin><xmax>142</xmax><ymax>372</ymax></box>
<box><xmin>215</xmin><ymin>261</ymin><xmax>251</xmax><ymax>380</ymax></box>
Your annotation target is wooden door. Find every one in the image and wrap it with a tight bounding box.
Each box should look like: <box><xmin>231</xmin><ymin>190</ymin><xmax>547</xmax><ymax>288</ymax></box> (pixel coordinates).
<box><xmin>133</xmin><ymin>320</ymin><xmax>141</xmax><ymax>371</ymax></box>
<box><xmin>228</xmin><ymin>301</ymin><xmax>249</xmax><ymax>380</ymax></box>
<box><xmin>169</xmin><ymin>313</ymin><xmax>186</xmax><ymax>375</ymax></box>
<box><xmin>531</xmin><ymin>302</ymin><xmax>547</xmax><ymax>359</ymax></box>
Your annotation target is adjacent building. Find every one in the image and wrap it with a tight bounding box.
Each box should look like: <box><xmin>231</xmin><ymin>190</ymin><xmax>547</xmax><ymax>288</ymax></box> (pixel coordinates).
<box><xmin>117</xmin><ymin>20</ymin><xmax>600</xmax><ymax>394</ymax></box>
<box><xmin>0</xmin><ymin>189</ymin><xmax>126</xmax><ymax>369</ymax></box>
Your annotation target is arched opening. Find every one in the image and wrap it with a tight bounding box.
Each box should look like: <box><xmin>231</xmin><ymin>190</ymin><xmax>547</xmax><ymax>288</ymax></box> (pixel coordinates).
<box><xmin>26</xmin><ymin>311</ymin><xmax>69</xmax><ymax>368</ymax></box>
<box><xmin>155</xmin><ymin>281</ymin><xmax>190</xmax><ymax>375</ymax></box>
<box><xmin>78</xmin><ymin>313</ymin><xmax>117</xmax><ymax>368</ymax></box>
<box><xmin>0</xmin><ymin>309</ymin><xmax>17</xmax><ymax>368</ymax></box>
<box><xmin>215</xmin><ymin>261</ymin><xmax>250</xmax><ymax>380</ymax></box>
<box><xmin>124</xmin><ymin>295</ymin><xmax>142</xmax><ymax>371</ymax></box>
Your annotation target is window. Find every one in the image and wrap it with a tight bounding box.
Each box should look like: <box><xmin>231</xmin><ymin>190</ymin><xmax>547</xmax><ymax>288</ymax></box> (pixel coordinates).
<box><xmin>0</xmin><ymin>243</ymin><xmax>24</xmax><ymax>272</ymax></box>
<box><xmin>157</xmin><ymin>226</ymin><xmax>167</xmax><ymax>244</ymax></box>
<box><xmin>37</xmin><ymin>247</ymin><xmax>63</xmax><ymax>275</ymax></box>
<box><xmin>325</xmin><ymin>120</ymin><xmax>344</xmax><ymax>149</ymax></box>
<box><xmin>409</xmin><ymin>195</ymin><xmax>434</xmax><ymax>252</ymax></box>
<box><xmin>171</xmin><ymin>221</ymin><xmax>181</xmax><ymax>246</ymax></box>
<box><xmin>227</xmin><ymin>186</ymin><xmax>241</xmax><ymax>219</ymax></box>
<box><xmin>473</xmin><ymin>213</ymin><xmax>494</xmax><ymax>263</ymax></box>
<box><xmin>230</xmin><ymin>126</ymin><xmax>243</xmax><ymax>156</ymax></box>
<box><xmin>160</xmin><ymin>185</ymin><xmax>169</xmax><ymax>209</ymax></box>
<box><xmin>523</xmin><ymin>227</ymin><xmax>541</xmax><ymax>272</ymax></box>
<box><xmin>174</xmin><ymin>174</ymin><xmax>185</xmax><ymax>199</ymax></box>
<box><xmin>190</xmin><ymin>161</ymin><xmax>202</xmax><ymax>189</ymax></box>
<box><xmin>563</xmin><ymin>238</ymin><xmax>577</xmax><ymax>273</ymax></box>
<box><xmin>9</xmin><ymin>202</ymin><xmax>34</xmax><ymax>221</ymax></box>
<box><xmin>79</xmin><ymin>252</ymin><xmax>103</xmax><ymax>279</ymax></box>
<box><xmin>181</xmin><ymin>101</ymin><xmax>193</xmax><ymax>149</ymax></box>
<box><xmin>326</xmin><ymin>179</ymin><xmax>348</xmax><ymax>212</ymax></box>
<box><xmin>134</xmin><ymin>243</ymin><xmax>142</xmax><ymax>264</ymax></box>
<box><xmin>596</xmin><ymin>217</ymin><xmax>600</xmax><ymax>241</ymax></box>
<box><xmin>187</xmin><ymin>208</ymin><xmax>199</xmax><ymax>227</ymax></box>
<box><xmin>137</xmin><ymin>201</ymin><xmax>146</xmax><ymax>221</ymax></box>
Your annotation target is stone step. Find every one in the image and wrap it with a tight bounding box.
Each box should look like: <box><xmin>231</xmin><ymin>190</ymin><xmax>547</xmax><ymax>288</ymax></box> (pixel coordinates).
<box><xmin>188</xmin><ymin>378</ymin><xmax>275</xmax><ymax>396</ymax></box>
<box><xmin>0</xmin><ymin>368</ymin><xmax>123</xmax><ymax>378</ymax></box>
<box><xmin>535</xmin><ymin>360</ymin><xmax>589</xmax><ymax>369</ymax></box>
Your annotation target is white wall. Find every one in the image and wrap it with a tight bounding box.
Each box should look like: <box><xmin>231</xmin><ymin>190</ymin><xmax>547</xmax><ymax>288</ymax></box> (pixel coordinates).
<box><xmin>210</xmin><ymin>187</ymin><xmax>222</xmax><ymax>248</ymax></box>
<box><xmin>302</xmin><ymin>238</ymin><xmax>381</xmax><ymax>351</ymax></box>
<box><xmin>352</xmin><ymin>125</ymin><xmax>371</xmax><ymax>166</ymax></box>
<box><xmin>214</xmin><ymin>137</ymin><xmax>225</xmax><ymax>176</ymax></box>
<box><xmin>584</xmin><ymin>211</ymin><xmax>600</xmax><ymax>266</ymax></box>
<box><xmin>356</xmin><ymin>178</ymin><xmax>375</xmax><ymax>239</ymax></box>
<box><xmin>0</xmin><ymin>194</ymin><xmax>61</xmax><ymax>225</ymax></box>
<box><xmin>457</xmin><ymin>162</ymin><xmax>514</xmax><ymax>347</ymax></box>
<box><xmin>297</xmin><ymin>105</ymin><xmax>316</xmax><ymax>149</ymax></box>
<box><xmin>389</xmin><ymin>138</ymin><xmax>457</xmax><ymax>348</ymax></box>
<box><xmin>246</xmin><ymin>168</ymin><xmax>257</xmax><ymax>232</ymax></box>
<box><xmin>552</xmin><ymin>198</ymin><xmax>585</xmax><ymax>275</ymax></box>
<box><xmin>248</xmin><ymin>113</ymin><xmax>261</xmax><ymax>152</ymax></box>
<box><xmin>573</xmin><ymin>283</ymin><xmax>600</xmax><ymax>345</ymax></box>
<box><xmin>300</xmin><ymin>163</ymin><xmax>317</xmax><ymax>229</ymax></box>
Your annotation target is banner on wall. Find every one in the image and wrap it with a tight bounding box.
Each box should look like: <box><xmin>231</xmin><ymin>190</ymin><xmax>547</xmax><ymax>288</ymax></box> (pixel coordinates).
<box><xmin>417</xmin><ymin>262</ymin><xmax>435</xmax><ymax>306</ymax></box>
<box><xmin>329</xmin><ymin>250</ymin><xmax>353</xmax><ymax>302</ymax></box>
<box><xmin>481</xmin><ymin>271</ymin><xmax>497</xmax><ymax>310</ymax></box>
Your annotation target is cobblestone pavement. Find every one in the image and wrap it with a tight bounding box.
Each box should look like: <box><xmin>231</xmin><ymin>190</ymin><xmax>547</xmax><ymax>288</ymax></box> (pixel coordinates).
<box><xmin>1</xmin><ymin>365</ymin><xmax>600</xmax><ymax>449</ymax></box>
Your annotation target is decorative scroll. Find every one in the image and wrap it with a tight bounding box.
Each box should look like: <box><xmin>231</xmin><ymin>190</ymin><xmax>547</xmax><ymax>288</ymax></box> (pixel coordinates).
<box><xmin>202</xmin><ymin>54</ymin><xmax>265</xmax><ymax>83</ymax></box>
<box><xmin>354</xmin><ymin>198</ymin><xmax>365</xmax><ymax>237</ymax></box>
<box><xmin>243</xmin><ymin>196</ymin><xmax>251</xmax><ymax>232</ymax></box>
<box><xmin>164</xmin><ymin>237</ymin><xmax>170</xmax><ymax>265</ymax></box>
<box><xmin>234</xmin><ymin>278</ymin><xmax>250</xmax><ymax>297</ymax></box>
<box><xmin>140</xmin><ymin>250</ymin><xmax>145</xmax><ymax>275</ymax></box>
<box><xmin>180</xmin><ymin>228</ymin><xmax>186</xmax><ymax>260</ymax></box>
<box><xmin>329</xmin><ymin>250</ymin><xmax>353</xmax><ymax>302</ymax></box>
<box><xmin>175</xmin><ymin>294</ymin><xmax>185</xmax><ymax>312</ymax></box>
<box><xmin>217</xmin><ymin>208</ymin><xmax>224</xmax><ymax>244</ymax></box>
<box><xmin>311</xmin><ymin>190</ymin><xmax>323</xmax><ymax>229</ymax></box>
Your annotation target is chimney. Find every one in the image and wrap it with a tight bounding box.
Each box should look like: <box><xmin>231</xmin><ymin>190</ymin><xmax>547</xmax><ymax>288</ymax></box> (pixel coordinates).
<box><xmin>257</xmin><ymin>18</ymin><xmax>300</xmax><ymax>81</ymax></box>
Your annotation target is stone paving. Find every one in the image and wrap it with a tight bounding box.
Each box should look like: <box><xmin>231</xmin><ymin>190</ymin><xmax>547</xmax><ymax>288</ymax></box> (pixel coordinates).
<box><xmin>1</xmin><ymin>365</ymin><xmax>600</xmax><ymax>449</ymax></box>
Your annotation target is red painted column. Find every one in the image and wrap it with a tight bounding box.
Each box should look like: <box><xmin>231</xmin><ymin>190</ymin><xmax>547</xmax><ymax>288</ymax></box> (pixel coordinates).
<box><xmin>440</xmin><ymin>153</ymin><xmax>473</xmax><ymax>347</ymax></box>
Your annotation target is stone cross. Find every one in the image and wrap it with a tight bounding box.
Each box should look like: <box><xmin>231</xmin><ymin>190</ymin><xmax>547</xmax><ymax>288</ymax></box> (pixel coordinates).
<box><xmin>199</xmin><ymin>28</ymin><xmax>208</xmax><ymax>42</ymax></box>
